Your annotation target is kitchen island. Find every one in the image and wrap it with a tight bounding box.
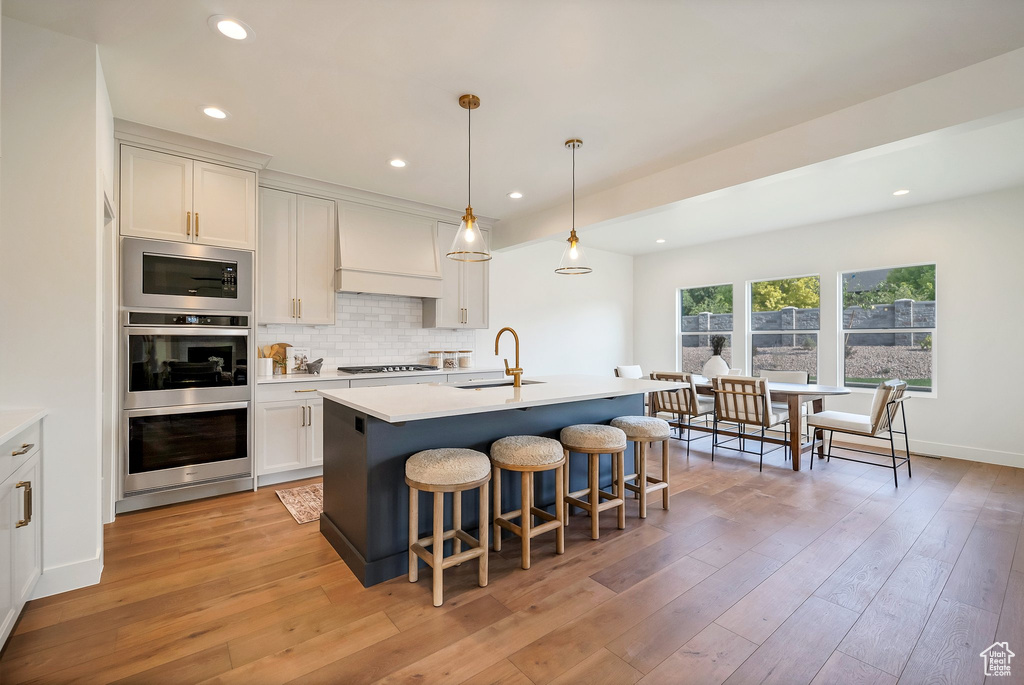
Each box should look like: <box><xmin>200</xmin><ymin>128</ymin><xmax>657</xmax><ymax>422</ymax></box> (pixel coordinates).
<box><xmin>319</xmin><ymin>374</ymin><xmax>683</xmax><ymax>586</ymax></box>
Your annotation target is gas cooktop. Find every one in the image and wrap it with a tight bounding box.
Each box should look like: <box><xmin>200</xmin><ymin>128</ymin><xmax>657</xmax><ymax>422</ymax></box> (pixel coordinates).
<box><xmin>337</xmin><ymin>364</ymin><xmax>439</xmax><ymax>374</ymax></box>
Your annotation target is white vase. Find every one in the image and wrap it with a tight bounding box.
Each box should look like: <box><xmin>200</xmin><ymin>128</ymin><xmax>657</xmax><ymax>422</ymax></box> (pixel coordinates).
<box><xmin>702</xmin><ymin>355</ymin><xmax>730</xmax><ymax>379</ymax></box>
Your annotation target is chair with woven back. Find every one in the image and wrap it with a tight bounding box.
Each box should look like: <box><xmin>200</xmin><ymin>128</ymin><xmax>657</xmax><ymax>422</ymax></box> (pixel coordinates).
<box><xmin>649</xmin><ymin>372</ymin><xmax>714</xmax><ymax>456</ymax></box>
<box><xmin>805</xmin><ymin>379</ymin><xmax>911</xmax><ymax>486</ymax></box>
<box><xmin>711</xmin><ymin>375</ymin><xmax>790</xmax><ymax>471</ymax></box>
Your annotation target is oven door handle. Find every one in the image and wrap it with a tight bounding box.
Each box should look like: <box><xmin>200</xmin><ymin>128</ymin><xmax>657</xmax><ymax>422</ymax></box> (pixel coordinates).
<box><xmin>122</xmin><ymin>326</ymin><xmax>250</xmax><ymax>337</ymax></box>
<box><xmin>124</xmin><ymin>401</ymin><xmax>250</xmax><ymax>418</ymax></box>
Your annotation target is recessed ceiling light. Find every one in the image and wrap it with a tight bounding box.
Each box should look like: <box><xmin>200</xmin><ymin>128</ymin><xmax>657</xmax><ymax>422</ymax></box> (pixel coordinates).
<box><xmin>507</xmin><ymin>191</ymin><xmax>523</xmax><ymax>199</ymax></box>
<box><xmin>208</xmin><ymin>15</ymin><xmax>254</xmax><ymax>41</ymax></box>
<box><xmin>656</xmin><ymin>239</ymin><xmax>666</xmax><ymax>243</ymax></box>
<box><xmin>202</xmin><ymin>106</ymin><xmax>229</xmax><ymax>119</ymax></box>
<box><xmin>389</xmin><ymin>159</ymin><xmax>407</xmax><ymax>168</ymax></box>
<box><xmin>893</xmin><ymin>189</ymin><xmax>910</xmax><ymax>196</ymax></box>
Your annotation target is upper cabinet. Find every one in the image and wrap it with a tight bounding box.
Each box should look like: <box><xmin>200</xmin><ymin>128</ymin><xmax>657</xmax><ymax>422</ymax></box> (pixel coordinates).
<box><xmin>335</xmin><ymin>201</ymin><xmax>443</xmax><ymax>298</ymax></box>
<box><xmin>422</xmin><ymin>222</ymin><xmax>489</xmax><ymax>329</ymax></box>
<box><xmin>119</xmin><ymin>146</ymin><xmax>256</xmax><ymax>250</ymax></box>
<box><xmin>258</xmin><ymin>187</ymin><xmax>336</xmax><ymax>325</ymax></box>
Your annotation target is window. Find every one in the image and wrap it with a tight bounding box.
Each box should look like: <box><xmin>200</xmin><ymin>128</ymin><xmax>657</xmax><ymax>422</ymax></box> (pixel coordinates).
<box><xmin>842</xmin><ymin>265</ymin><xmax>935</xmax><ymax>392</ymax></box>
<box><xmin>749</xmin><ymin>275</ymin><xmax>820</xmax><ymax>382</ymax></box>
<box><xmin>679</xmin><ymin>284</ymin><xmax>733</xmax><ymax>374</ymax></box>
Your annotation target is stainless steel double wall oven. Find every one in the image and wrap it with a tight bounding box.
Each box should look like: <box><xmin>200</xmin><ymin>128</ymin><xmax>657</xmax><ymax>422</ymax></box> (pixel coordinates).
<box><xmin>121</xmin><ymin>238</ymin><xmax>254</xmax><ymax>497</ymax></box>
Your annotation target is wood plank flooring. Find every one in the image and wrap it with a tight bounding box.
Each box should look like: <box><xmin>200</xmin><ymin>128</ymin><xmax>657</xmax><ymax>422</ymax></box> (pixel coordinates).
<box><xmin>2</xmin><ymin>440</ymin><xmax>1022</xmax><ymax>684</ymax></box>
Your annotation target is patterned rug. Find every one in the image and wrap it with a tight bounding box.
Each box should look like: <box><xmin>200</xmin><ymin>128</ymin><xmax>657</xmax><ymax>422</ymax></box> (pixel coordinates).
<box><xmin>275</xmin><ymin>483</ymin><xmax>323</xmax><ymax>524</ymax></box>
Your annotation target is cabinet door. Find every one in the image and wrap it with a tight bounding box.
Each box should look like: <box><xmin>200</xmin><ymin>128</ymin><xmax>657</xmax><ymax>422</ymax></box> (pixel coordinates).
<box><xmin>193</xmin><ymin>161</ymin><xmax>257</xmax><ymax>250</ymax></box>
<box><xmin>258</xmin><ymin>188</ymin><xmax>298</xmax><ymax>323</ymax></box>
<box><xmin>295</xmin><ymin>195</ymin><xmax>337</xmax><ymax>325</ymax></box>
<box><xmin>462</xmin><ymin>229</ymin><xmax>489</xmax><ymax>329</ymax></box>
<box><xmin>307</xmin><ymin>399</ymin><xmax>324</xmax><ymax>467</ymax></box>
<box><xmin>429</xmin><ymin>222</ymin><xmax>464</xmax><ymax>328</ymax></box>
<box><xmin>255</xmin><ymin>401</ymin><xmax>306</xmax><ymax>475</ymax></box>
<box><xmin>0</xmin><ymin>477</ymin><xmax>14</xmax><ymax>645</ymax></box>
<box><xmin>10</xmin><ymin>456</ymin><xmax>41</xmax><ymax>606</ymax></box>
<box><xmin>119</xmin><ymin>146</ymin><xmax>193</xmax><ymax>242</ymax></box>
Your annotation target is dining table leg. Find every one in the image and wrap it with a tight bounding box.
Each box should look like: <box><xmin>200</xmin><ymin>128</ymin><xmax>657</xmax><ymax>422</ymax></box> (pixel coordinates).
<box><xmin>788</xmin><ymin>394</ymin><xmax>802</xmax><ymax>471</ymax></box>
<box><xmin>813</xmin><ymin>398</ymin><xmax>825</xmax><ymax>460</ymax></box>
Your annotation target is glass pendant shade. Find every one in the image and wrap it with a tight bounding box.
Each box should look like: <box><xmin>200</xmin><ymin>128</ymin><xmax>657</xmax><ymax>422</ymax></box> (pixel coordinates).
<box><xmin>447</xmin><ymin>207</ymin><xmax>491</xmax><ymax>262</ymax></box>
<box><xmin>555</xmin><ymin>229</ymin><xmax>592</xmax><ymax>275</ymax></box>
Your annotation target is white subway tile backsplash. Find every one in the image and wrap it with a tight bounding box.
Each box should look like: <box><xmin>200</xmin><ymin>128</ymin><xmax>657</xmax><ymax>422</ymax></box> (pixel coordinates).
<box><xmin>256</xmin><ymin>292</ymin><xmax>475</xmax><ymax>367</ymax></box>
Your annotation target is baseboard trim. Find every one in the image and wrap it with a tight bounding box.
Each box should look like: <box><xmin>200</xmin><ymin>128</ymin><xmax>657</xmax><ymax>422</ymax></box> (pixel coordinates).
<box><xmin>31</xmin><ymin>555</ymin><xmax>103</xmax><ymax>600</ymax></box>
<box><xmin>257</xmin><ymin>466</ymin><xmax>323</xmax><ymax>488</ymax></box>
<box><xmin>828</xmin><ymin>434</ymin><xmax>1022</xmax><ymax>468</ymax></box>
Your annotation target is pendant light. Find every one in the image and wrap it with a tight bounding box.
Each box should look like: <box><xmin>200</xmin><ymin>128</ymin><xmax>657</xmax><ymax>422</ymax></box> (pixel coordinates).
<box><xmin>447</xmin><ymin>94</ymin><xmax>491</xmax><ymax>262</ymax></box>
<box><xmin>556</xmin><ymin>138</ymin><xmax>592</xmax><ymax>275</ymax></box>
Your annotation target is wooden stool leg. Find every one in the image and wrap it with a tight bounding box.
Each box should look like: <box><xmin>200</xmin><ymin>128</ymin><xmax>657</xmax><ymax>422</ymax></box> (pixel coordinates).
<box><xmin>616</xmin><ymin>451</ymin><xmax>626</xmax><ymax>530</ymax></box>
<box><xmin>453</xmin><ymin>490</ymin><xmax>462</xmax><ymax>557</ymax></box>
<box><xmin>478</xmin><ymin>482</ymin><xmax>489</xmax><ymax>587</ymax></box>
<box><xmin>638</xmin><ymin>441</ymin><xmax>648</xmax><ymax>519</ymax></box>
<box><xmin>590</xmin><ymin>453</ymin><xmax>600</xmax><ymax>540</ymax></box>
<box><xmin>662</xmin><ymin>438</ymin><xmax>670</xmax><ymax>510</ymax></box>
<box><xmin>492</xmin><ymin>466</ymin><xmax>502</xmax><ymax>552</ymax></box>
<box><xmin>632</xmin><ymin>446</ymin><xmax>639</xmax><ymax>499</ymax></box>
<box><xmin>521</xmin><ymin>470</ymin><xmax>532</xmax><ymax>570</ymax></box>
<box><xmin>555</xmin><ymin>463</ymin><xmax>565</xmax><ymax>554</ymax></box>
<box><xmin>408</xmin><ymin>486</ymin><xmax>419</xmax><ymax>582</ymax></box>
<box><xmin>432</xmin><ymin>491</ymin><xmax>444</xmax><ymax>607</ymax></box>
<box><xmin>563</xmin><ymin>449</ymin><xmax>571</xmax><ymax>525</ymax></box>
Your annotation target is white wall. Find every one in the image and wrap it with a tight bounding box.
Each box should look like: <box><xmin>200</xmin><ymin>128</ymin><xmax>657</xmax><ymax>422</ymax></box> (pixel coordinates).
<box><xmin>1</xmin><ymin>18</ymin><xmax>109</xmax><ymax>595</ymax></box>
<box><xmin>477</xmin><ymin>242</ymin><xmax>634</xmax><ymax>376</ymax></box>
<box><xmin>633</xmin><ymin>185</ymin><xmax>1024</xmax><ymax>467</ymax></box>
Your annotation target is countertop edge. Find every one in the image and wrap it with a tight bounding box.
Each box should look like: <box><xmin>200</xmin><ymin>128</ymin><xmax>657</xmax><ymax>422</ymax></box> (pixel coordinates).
<box><xmin>0</xmin><ymin>407</ymin><xmax>48</xmax><ymax>444</ymax></box>
<box><xmin>256</xmin><ymin>367</ymin><xmax>504</xmax><ymax>385</ymax></box>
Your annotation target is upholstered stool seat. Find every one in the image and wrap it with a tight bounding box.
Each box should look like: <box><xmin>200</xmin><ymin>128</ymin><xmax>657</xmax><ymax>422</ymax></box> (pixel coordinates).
<box><xmin>612</xmin><ymin>416</ymin><xmax>672</xmax><ymax>518</ymax></box>
<box><xmin>560</xmin><ymin>424</ymin><xmax>628</xmax><ymax>540</ymax></box>
<box><xmin>406</xmin><ymin>449</ymin><xmax>490</xmax><ymax>607</ymax></box>
<box><xmin>490</xmin><ymin>436</ymin><xmax>566</xmax><ymax>569</ymax></box>
<box><xmin>611</xmin><ymin>416</ymin><xmax>671</xmax><ymax>440</ymax></box>
<box><xmin>491</xmin><ymin>435</ymin><xmax>564</xmax><ymax>468</ymax></box>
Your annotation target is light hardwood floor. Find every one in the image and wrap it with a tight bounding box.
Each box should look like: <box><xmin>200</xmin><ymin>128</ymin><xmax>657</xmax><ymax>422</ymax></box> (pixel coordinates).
<box><xmin>2</xmin><ymin>439</ymin><xmax>1022</xmax><ymax>684</ymax></box>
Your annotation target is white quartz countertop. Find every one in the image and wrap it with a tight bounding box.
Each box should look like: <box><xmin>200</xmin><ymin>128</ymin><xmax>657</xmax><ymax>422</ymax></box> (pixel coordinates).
<box><xmin>0</xmin><ymin>407</ymin><xmax>47</xmax><ymax>444</ymax></box>
<box><xmin>256</xmin><ymin>367</ymin><xmax>503</xmax><ymax>385</ymax></box>
<box><xmin>319</xmin><ymin>374</ymin><xmax>683</xmax><ymax>423</ymax></box>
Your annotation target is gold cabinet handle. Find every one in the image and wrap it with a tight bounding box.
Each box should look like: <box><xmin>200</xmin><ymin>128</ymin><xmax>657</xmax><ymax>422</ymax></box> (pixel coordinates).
<box><xmin>298</xmin><ymin>299</ymin><xmax>302</xmax><ymax>318</ymax></box>
<box><xmin>292</xmin><ymin>298</ymin><xmax>296</xmax><ymax>318</ymax></box>
<box><xmin>195</xmin><ymin>212</ymin><xmax>199</xmax><ymax>238</ymax></box>
<box><xmin>186</xmin><ymin>211</ymin><xmax>192</xmax><ymax>236</ymax></box>
<box><xmin>308</xmin><ymin>406</ymin><xmax>313</xmax><ymax>429</ymax></box>
<box><xmin>11</xmin><ymin>443</ymin><xmax>33</xmax><ymax>456</ymax></box>
<box><xmin>16</xmin><ymin>480</ymin><xmax>31</xmax><ymax>528</ymax></box>
<box><xmin>294</xmin><ymin>389</ymin><xmax>318</xmax><ymax>393</ymax></box>
<box><xmin>300</xmin><ymin>405</ymin><xmax>306</xmax><ymax>427</ymax></box>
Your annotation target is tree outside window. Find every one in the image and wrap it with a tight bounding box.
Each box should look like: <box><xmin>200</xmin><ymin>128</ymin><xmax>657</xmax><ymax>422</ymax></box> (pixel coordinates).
<box><xmin>679</xmin><ymin>284</ymin><xmax>733</xmax><ymax>374</ymax></box>
<box><xmin>750</xmin><ymin>276</ymin><xmax>820</xmax><ymax>382</ymax></box>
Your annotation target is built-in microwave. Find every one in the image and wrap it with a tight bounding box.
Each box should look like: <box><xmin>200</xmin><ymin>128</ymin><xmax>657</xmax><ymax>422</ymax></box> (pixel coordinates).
<box><xmin>121</xmin><ymin>237</ymin><xmax>253</xmax><ymax>313</ymax></box>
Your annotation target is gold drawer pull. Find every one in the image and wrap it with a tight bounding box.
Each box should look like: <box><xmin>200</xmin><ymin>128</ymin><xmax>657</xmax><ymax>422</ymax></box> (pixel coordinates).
<box><xmin>11</xmin><ymin>443</ymin><xmax>33</xmax><ymax>456</ymax></box>
<box><xmin>294</xmin><ymin>389</ymin><xmax>318</xmax><ymax>393</ymax></box>
<box><xmin>186</xmin><ymin>211</ymin><xmax>192</xmax><ymax>236</ymax></box>
<box><xmin>195</xmin><ymin>212</ymin><xmax>199</xmax><ymax>237</ymax></box>
<box><xmin>16</xmin><ymin>480</ymin><xmax>32</xmax><ymax>528</ymax></box>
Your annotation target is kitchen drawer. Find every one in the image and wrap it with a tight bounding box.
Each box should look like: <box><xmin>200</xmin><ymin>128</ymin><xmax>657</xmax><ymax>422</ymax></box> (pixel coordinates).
<box><xmin>257</xmin><ymin>379</ymin><xmax>351</xmax><ymax>403</ymax></box>
<box><xmin>349</xmin><ymin>375</ymin><xmax>442</xmax><ymax>388</ymax></box>
<box><xmin>1</xmin><ymin>422</ymin><xmax>40</xmax><ymax>485</ymax></box>
<box><xmin>446</xmin><ymin>371</ymin><xmax>504</xmax><ymax>383</ymax></box>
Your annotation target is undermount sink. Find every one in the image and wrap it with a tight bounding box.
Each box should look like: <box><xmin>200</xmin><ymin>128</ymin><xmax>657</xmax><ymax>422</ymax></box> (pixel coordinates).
<box><xmin>453</xmin><ymin>380</ymin><xmax>544</xmax><ymax>389</ymax></box>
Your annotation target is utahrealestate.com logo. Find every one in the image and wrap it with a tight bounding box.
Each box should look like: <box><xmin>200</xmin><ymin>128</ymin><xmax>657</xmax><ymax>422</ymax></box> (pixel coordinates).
<box><xmin>980</xmin><ymin>642</ymin><xmax>1015</xmax><ymax>677</ymax></box>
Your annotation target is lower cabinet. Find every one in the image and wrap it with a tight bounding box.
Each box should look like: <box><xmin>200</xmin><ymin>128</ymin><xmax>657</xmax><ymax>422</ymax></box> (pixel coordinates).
<box><xmin>1</xmin><ymin>419</ymin><xmax>43</xmax><ymax>649</ymax></box>
<box><xmin>255</xmin><ymin>398</ymin><xmax>323</xmax><ymax>475</ymax></box>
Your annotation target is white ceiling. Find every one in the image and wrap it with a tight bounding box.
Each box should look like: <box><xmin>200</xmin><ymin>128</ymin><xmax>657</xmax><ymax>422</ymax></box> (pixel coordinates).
<box><xmin>6</xmin><ymin>0</ymin><xmax>1024</xmax><ymax>225</ymax></box>
<box><xmin>580</xmin><ymin>115</ymin><xmax>1024</xmax><ymax>255</ymax></box>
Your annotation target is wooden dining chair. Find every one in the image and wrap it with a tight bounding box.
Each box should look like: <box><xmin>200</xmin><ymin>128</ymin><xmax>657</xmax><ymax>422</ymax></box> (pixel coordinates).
<box><xmin>805</xmin><ymin>380</ymin><xmax>911</xmax><ymax>486</ymax></box>
<box><xmin>711</xmin><ymin>376</ymin><xmax>789</xmax><ymax>471</ymax></box>
<box><xmin>649</xmin><ymin>372</ymin><xmax>714</xmax><ymax>456</ymax></box>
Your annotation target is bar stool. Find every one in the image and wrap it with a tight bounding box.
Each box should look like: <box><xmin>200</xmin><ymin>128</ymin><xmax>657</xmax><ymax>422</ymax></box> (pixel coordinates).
<box><xmin>406</xmin><ymin>448</ymin><xmax>490</xmax><ymax>607</ymax></box>
<box><xmin>560</xmin><ymin>424</ymin><xmax>628</xmax><ymax>540</ymax></box>
<box><xmin>611</xmin><ymin>416</ymin><xmax>672</xmax><ymax>518</ymax></box>
<box><xmin>490</xmin><ymin>436</ymin><xmax>566</xmax><ymax>570</ymax></box>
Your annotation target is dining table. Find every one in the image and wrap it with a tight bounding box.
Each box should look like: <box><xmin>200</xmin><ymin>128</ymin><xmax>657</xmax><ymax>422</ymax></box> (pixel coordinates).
<box><xmin>680</xmin><ymin>376</ymin><xmax>851</xmax><ymax>471</ymax></box>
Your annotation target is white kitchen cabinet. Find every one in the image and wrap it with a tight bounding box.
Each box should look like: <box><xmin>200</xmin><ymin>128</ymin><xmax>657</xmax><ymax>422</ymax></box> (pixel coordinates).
<box><xmin>0</xmin><ymin>415</ymin><xmax>43</xmax><ymax>649</ymax></box>
<box><xmin>255</xmin><ymin>393</ymin><xmax>324</xmax><ymax>476</ymax></box>
<box><xmin>120</xmin><ymin>145</ymin><xmax>256</xmax><ymax>250</ymax></box>
<box><xmin>335</xmin><ymin>201</ymin><xmax>443</xmax><ymax>298</ymax></box>
<box><xmin>258</xmin><ymin>188</ymin><xmax>336</xmax><ymax>325</ymax></box>
<box><xmin>422</xmin><ymin>222</ymin><xmax>489</xmax><ymax>329</ymax></box>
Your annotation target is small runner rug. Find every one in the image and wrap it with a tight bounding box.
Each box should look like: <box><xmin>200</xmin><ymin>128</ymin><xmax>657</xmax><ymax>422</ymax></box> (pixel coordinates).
<box><xmin>276</xmin><ymin>483</ymin><xmax>323</xmax><ymax>524</ymax></box>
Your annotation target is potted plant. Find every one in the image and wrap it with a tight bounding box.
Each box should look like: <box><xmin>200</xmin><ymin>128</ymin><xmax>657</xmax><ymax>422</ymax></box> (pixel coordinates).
<box><xmin>702</xmin><ymin>335</ymin><xmax>730</xmax><ymax>378</ymax></box>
